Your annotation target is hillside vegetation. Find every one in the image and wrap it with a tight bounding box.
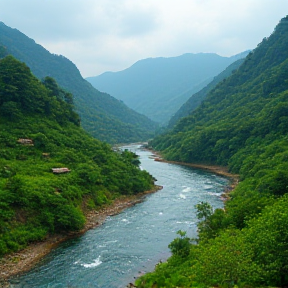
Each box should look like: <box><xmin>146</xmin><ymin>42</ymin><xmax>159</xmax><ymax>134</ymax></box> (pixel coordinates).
<box><xmin>87</xmin><ymin>52</ymin><xmax>248</xmax><ymax>124</ymax></box>
<box><xmin>0</xmin><ymin>22</ymin><xmax>158</xmax><ymax>144</ymax></box>
<box><xmin>168</xmin><ymin>58</ymin><xmax>245</xmax><ymax>128</ymax></box>
<box><xmin>137</xmin><ymin>16</ymin><xmax>288</xmax><ymax>287</ymax></box>
<box><xmin>0</xmin><ymin>55</ymin><xmax>154</xmax><ymax>256</ymax></box>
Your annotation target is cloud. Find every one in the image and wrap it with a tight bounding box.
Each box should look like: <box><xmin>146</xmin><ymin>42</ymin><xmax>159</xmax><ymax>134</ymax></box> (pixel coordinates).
<box><xmin>1</xmin><ymin>0</ymin><xmax>109</xmax><ymax>40</ymax></box>
<box><xmin>0</xmin><ymin>0</ymin><xmax>287</xmax><ymax>77</ymax></box>
<box><xmin>1</xmin><ymin>0</ymin><xmax>158</xmax><ymax>40</ymax></box>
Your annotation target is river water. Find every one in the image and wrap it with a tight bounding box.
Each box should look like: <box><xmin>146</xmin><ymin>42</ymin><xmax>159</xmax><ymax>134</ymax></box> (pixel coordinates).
<box><xmin>10</xmin><ymin>145</ymin><xmax>228</xmax><ymax>288</ymax></box>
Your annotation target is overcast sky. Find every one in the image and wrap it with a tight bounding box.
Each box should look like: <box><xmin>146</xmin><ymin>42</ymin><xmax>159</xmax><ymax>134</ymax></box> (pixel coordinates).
<box><xmin>0</xmin><ymin>0</ymin><xmax>287</xmax><ymax>77</ymax></box>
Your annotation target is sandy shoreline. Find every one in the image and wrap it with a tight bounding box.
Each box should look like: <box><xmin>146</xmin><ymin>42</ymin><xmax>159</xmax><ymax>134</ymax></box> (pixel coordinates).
<box><xmin>0</xmin><ymin>185</ymin><xmax>162</xmax><ymax>286</ymax></box>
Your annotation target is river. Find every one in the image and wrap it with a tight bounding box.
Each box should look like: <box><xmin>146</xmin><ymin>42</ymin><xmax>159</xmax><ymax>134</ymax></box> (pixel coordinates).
<box><xmin>9</xmin><ymin>145</ymin><xmax>228</xmax><ymax>288</ymax></box>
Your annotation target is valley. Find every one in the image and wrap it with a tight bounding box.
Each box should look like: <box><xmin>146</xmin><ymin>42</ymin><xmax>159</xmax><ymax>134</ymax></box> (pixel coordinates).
<box><xmin>6</xmin><ymin>145</ymin><xmax>230</xmax><ymax>288</ymax></box>
<box><xmin>0</xmin><ymin>13</ymin><xmax>288</xmax><ymax>288</ymax></box>
<box><xmin>86</xmin><ymin>52</ymin><xmax>249</xmax><ymax>124</ymax></box>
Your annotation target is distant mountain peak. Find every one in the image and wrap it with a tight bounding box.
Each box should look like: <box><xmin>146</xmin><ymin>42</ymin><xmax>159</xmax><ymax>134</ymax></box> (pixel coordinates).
<box><xmin>86</xmin><ymin>51</ymin><xmax>249</xmax><ymax>124</ymax></box>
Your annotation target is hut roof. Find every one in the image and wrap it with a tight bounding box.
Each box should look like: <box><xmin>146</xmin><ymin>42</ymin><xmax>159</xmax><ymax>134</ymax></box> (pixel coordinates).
<box><xmin>17</xmin><ymin>138</ymin><xmax>34</xmax><ymax>145</ymax></box>
<box><xmin>52</xmin><ymin>168</ymin><xmax>71</xmax><ymax>174</ymax></box>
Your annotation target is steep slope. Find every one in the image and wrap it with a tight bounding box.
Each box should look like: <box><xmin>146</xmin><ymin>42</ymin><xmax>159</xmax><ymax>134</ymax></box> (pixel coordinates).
<box><xmin>137</xmin><ymin>16</ymin><xmax>288</xmax><ymax>287</ymax></box>
<box><xmin>168</xmin><ymin>58</ymin><xmax>245</xmax><ymax>128</ymax></box>
<box><xmin>151</xmin><ymin>17</ymin><xmax>288</xmax><ymax>167</ymax></box>
<box><xmin>86</xmin><ymin>52</ymin><xmax>248</xmax><ymax>124</ymax></box>
<box><xmin>0</xmin><ymin>22</ymin><xmax>158</xmax><ymax>144</ymax></box>
<box><xmin>0</xmin><ymin>56</ymin><xmax>154</xmax><ymax>256</ymax></box>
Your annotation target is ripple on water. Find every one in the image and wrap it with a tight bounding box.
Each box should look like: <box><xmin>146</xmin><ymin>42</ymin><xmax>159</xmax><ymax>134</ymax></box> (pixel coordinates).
<box><xmin>182</xmin><ymin>187</ymin><xmax>192</xmax><ymax>193</ymax></box>
<box><xmin>203</xmin><ymin>184</ymin><xmax>214</xmax><ymax>189</ymax></box>
<box><xmin>208</xmin><ymin>192</ymin><xmax>222</xmax><ymax>197</ymax></box>
<box><xmin>80</xmin><ymin>256</ymin><xmax>102</xmax><ymax>268</ymax></box>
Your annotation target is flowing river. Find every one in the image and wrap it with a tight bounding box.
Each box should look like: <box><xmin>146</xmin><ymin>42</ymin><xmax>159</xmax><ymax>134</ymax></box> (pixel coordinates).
<box><xmin>9</xmin><ymin>145</ymin><xmax>229</xmax><ymax>288</ymax></box>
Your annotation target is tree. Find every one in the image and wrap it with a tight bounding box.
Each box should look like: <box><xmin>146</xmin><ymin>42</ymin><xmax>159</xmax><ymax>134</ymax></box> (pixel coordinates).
<box><xmin>194</xmin><ymin>229</ymin><xmax>262</xmax><ymax>287</ymax></box>
<box><xmin>195</xmin><ymin>201</ymin><xmax>213</xmax><ymax>221</ymax></box>
<box><xmin>168</xmin><ymin>230</ymin><xmax>191</xmax><ymax>258</ymax></box>
<box><xmin>0</xmin><ymin>101</ymin><xmax>21</xmax><ymax>120</ymax></box>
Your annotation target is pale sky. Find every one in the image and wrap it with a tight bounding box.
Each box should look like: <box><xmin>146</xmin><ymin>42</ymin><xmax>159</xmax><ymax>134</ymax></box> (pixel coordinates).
<box><xmin>0</xmin><ymin>0</ymin><xmax>287</xmax><ymax>77</ymax></box>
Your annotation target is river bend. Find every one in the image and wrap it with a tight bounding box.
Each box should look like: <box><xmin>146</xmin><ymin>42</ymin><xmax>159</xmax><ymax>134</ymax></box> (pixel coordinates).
<box><xmin>10</xmin><ymin>145</ymin><xmax>228</xmax><ymax>288</ymax></box>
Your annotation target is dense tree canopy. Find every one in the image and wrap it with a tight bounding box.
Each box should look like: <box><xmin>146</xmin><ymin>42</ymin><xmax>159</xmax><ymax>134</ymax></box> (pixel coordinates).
<box><xmin>0</xmin><ymin>22</ymin><xmax>158</xmax><ymax>144</ymax></box>
<box><xmin>0</xmin><ymin>56</ymin><xmax>154</xmax><ymax>256</ymax></box>
<box><xmin>137</xmin><ymin>16</ymin><xmax>288</xmax><ymax>288</ymax></box>
<box><xmin>168</xmin><ymin>58</ymin><xmax>245</xmax><ymax>128</ymax></box>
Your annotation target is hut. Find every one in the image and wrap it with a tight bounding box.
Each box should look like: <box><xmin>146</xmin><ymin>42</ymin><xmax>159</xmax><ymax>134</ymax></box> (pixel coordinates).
<box><xmin>52</xmin><ymin>168</ymin><xmax>71</xmax><ymax>174</ymax></box>
<box><xmin>17</xmin><ymin>138</ymin><xmax>34</xmax><ymax>145</ymax></box>
<box><xmin>42</xmin><ymin>153</ymin><xmax>50</xmax><ymax>158</ymax></box>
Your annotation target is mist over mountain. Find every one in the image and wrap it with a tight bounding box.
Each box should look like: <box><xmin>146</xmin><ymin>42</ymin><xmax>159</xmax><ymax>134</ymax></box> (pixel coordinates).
<box><xmin>86</xmin><ymin>51</ymin><xmax>249</xmax><ymax>124</ymax></box>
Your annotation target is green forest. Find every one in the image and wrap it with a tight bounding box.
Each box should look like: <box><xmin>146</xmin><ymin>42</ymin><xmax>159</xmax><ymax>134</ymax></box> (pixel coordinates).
<box><xmin>0</xmin><ymin>22</ymin><xmax>158</xmax><ymax>144</ymax></box>
<box><xmin>167</xmin><ymin>58</ymin><xmax>245</xmax><ymax>128</ymax></box>
<box><xmin>136</xmin><ymin>16</ymin><xmax>288</xmax><ymax>287</ymax></box>
<box><xmin>0</xmin><ymin>13</ymin><xmax>288</xmax><ymax>288</ymax></box>
<box><xmin>0</xmin><ymin>55</ymin><xmax>154</xmax><ymax>256</ymax></box>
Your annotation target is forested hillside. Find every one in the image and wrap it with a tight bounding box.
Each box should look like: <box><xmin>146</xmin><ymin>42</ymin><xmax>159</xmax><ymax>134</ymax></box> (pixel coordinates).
<box><xmin>137</xmin><ymin>16</ymin><xmax>288</xmax><ymax>287</ymax></box>
<box><xmin>0</xmin><ymin>55</ymin><xmax>154</xmax><ymax>256</ymax></box>
<box><xmin>168</xmin><ymin>58</ymin><xmax>245</xmax><ymax>128</ymax></box>
<box><xmin>87</xmin><ymin>52</ymin><xmax>248</xmax><ymax>124</ymax></box>
<box><xmin>0</xmin><ymin>22</ymin><xmax>158</xmax><ymax>144</ymax></box>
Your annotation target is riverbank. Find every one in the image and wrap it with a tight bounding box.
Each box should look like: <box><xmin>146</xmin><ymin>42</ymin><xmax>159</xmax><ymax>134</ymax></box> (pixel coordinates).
<box><xmin>0</xmin><ymin>185</ymin><xmax>162</xmax><ymax>286</ymax></box>
<box><xmin>158</xmin><ymin>158</ymin><xmax>238</xmax><ymax>200</ymax></box>
<box><xmin>146</xmin><ymin>149</ymin><xmax>239</xmax><ymax>201</ymax></box>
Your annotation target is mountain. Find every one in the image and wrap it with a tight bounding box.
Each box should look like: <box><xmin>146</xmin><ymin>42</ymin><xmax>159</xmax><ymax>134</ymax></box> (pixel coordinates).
<box><xmin>0</xmin><ymin>55</ymin><xmax>154</xmax><ymax>256</ymax></box>
<box><xmin>86</xmin><ymin>52</ymin><xmax>249</xmax><ymax>124</ymax></box>
<box><xmin>151</xmin><ymin>16</ymin><xmax>288</xmax><ymax>167</ymax></box>
<box><xmin>168</xmin><ymin>58</ymin><xmax>245</xmax><ymax>128</ymax></box>
<box><xmin>137</xmin><ymin>16</ymin><xmax>288</xmax><ymax>287</ymax></box>
<box><xmin>0</xmin><ymin>22</ymin><xmax>158</xmax><ymax>144</ymax></box>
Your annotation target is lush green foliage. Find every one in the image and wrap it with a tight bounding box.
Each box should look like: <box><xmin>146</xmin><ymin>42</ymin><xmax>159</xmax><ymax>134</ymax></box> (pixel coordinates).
<box><xmin>0</xmin><ymin>56</ymin><xmax>154</xmax><ymax>256</ymax></box>
<box><xmin>168</xmin><ymin>58</ymin><xmax>245</xmax><ymax>128</ymax></box>
<box><xmin>137</xmin><ymin>16</ymin><xmax>288</xmax><ymax>287</ymax></box>
<box><xmin>137</xmin><ymin>196</ymin><xmax>288</xmax><ymax>287</ymax></box>
<box><xmin>0</xmin><ymin>22</ymin><xmax>158</xmax><ymax>144</ymax></box>
<box><xmin>168</xmin><ymin>230</ymin><xmax>192</xmax><ymax>258</ymax></box>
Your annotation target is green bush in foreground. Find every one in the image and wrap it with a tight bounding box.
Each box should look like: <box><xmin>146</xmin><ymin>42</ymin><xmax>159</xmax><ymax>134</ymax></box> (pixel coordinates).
<box><xmin>137</xmin><ymin>195</ymin><xmax>288</xmax><ymax>287</ymax></box>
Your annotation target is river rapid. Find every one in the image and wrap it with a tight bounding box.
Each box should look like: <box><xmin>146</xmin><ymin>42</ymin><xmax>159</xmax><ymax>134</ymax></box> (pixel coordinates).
<box><xmin>9</xmin><ymin>145</ymin><xmax>228</xmax><ymax>288</ymax></box>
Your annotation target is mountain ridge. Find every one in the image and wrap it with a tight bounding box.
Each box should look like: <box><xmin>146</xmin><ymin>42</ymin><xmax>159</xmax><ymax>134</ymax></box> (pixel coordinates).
<box><xmin>0</xmin><ymin>55</ymin><xmax>155</xmax><ymax>257</ymax></box>
<box><xmin>86</xmin><ymin>51</ymin><xmax>249</xmax><ymax>124</ymax></box>
<box><xmin>138</xmin><ymin>15</ymin><xmax>288</xmax><ymax>288</ymax></box>
<box><xmin>168</xmin><ymin>57</ymin><xmax>246</xmax><ymax>128</ymax></box>
<box><xmin>0</xmin><ymin>22</ymin><xmax>158</xmax><ymax>144</ymax></box>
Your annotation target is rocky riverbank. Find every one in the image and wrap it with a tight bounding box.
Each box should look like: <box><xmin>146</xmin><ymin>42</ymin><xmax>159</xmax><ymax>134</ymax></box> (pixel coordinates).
<box><xmin>0</xmin><ymin>185</ymin><xmax>162</xmax><ymax>287</ymax></box>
